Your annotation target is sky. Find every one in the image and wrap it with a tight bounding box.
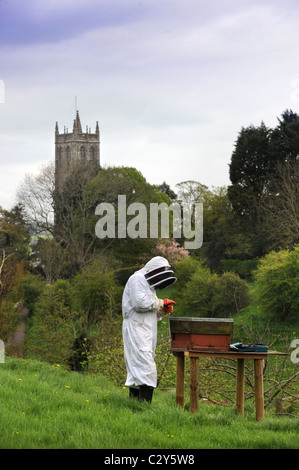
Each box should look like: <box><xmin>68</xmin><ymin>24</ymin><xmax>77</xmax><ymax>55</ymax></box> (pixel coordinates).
<box><xmin>1</xmin><ymin>0</ymin><xmax>299</xmax><ymax>210</ymax></box>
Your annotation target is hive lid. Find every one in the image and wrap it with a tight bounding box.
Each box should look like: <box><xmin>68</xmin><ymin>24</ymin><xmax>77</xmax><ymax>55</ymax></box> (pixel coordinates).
<box><xmin>169</xmin><ymin>317</ymin><xmax>233</xmax><ymax>335</ymax></box>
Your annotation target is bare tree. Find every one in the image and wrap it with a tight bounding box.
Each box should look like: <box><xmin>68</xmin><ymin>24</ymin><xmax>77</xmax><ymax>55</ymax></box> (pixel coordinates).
<box><xmin>17</xmin><ymin>162</ymin><xmax>55</xmax><ymax>234</ymax></box>
<box><xmin>17</xmin><ymin>161</ymin><xmax>99</xmax><ymax>270</ymax></box>
<box><xmin>53</xmin><ymin>162</ymin><xmax>100</xmax><ymax>269</ymax></box>
<box><xmin>257</xmin><ymin>158</ymin><xmax>299</xmax><ymax>251</ymax></box>
<box><xmin>33</xmin><ymin>238</ymin><xmax>68</xmax><ymax>284</ymax></box>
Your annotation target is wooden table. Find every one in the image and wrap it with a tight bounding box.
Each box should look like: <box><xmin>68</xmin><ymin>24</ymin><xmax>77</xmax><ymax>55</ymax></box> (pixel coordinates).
<box><xmin>172</xmin><ymin>349</ymin><xmax>287</xmax><ymax>421</ymax></box>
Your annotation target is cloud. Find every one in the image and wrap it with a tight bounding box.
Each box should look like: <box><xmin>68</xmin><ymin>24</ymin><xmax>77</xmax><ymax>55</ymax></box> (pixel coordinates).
<box><xmin>1</xmin><ymin>0</ymin><xmax>299</xmax><ymax>210</ymax></box>
<box><xmin>0</xmin><ymin>0</ymin><xmax>150</xmax><ymax>45</ymax></box>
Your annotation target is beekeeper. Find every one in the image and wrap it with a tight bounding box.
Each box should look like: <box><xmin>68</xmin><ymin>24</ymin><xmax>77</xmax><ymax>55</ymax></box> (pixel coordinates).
<box><xmin>122</xmin><ymin>256</ymin><xmax>176</xmax><ymax>403</ymax></box>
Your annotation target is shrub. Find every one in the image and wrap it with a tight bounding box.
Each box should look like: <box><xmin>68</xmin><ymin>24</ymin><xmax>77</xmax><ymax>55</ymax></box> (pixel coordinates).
<box><xmin>25</xmin><ymin>285</ymin><xmax>75</xmax><ymax>365</ymax></box>
<box><xmin>19</xmin><ymin>274</ymin><xmax>46</xmax><ymax>314</ymax></box>
<box><xmin>178</xmin><ymin>264</ymin><xmax>220</xmax><ymax>316</ymax></box>
<box><xmin>71</xmin><ymin>263</ymin><xmax>122</xmax><ymax>324</ymax></box>
<box><xmin>254</xmin><ymin>246</ymin><xmax>299</xmax><ymax>321</ymax></box>
<box><xmin>177</xmin><ymin>263</ymin><xmax>249</xmax><ymax>317</ymax></box>
<box><xmin>114</xmin><ymin>265</ymin><xmax>142</xmax><ymax>286</ymax></box>
<box><xmin>215</xmin><ymin>271</ymin><xmax>250</xmax><ymax>316</ymax></box>
<box><xmin>220</xmin><ymin>259</ymin><xmax>258</xmax><ymax>280</ymax></box>
<box><xmin>174</xmin><ymin>257</ymin><xmax>202</xmax><ymax>297</ymax></box>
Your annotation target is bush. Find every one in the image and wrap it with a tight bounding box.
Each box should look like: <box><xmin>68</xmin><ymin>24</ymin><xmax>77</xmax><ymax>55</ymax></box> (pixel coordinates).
<box><xmin>215</xmin><ymin>271</ymin><xmax>250</xmax><ymax>316</ymax></box>
<box><xmin>177</xmin><ymin>263</ymin><xmax>249</xmax><ymax>317</ymax></box>
<box><xmin>19</xmin><ymin>274</ymin><xmax>46</xmax><ymax>314</ymax></box>
<box><xmin>174</xmin><ymin>257</ymin><xmax>202</xmax><ymax>297</ymax></box>
<box><xmin>25</xmin><ymin>285</ymin><xmax>75</xmax><ymax>365</ymax></box>
<box><xmin>254</xmin><ymin>246</ymin><xmax>299</xmax><ymax>321</ymax></box>
<box><xmin>114</xmin><ymin>265</ymin><xmax>142</xmax><ymax>286</ymax></box>
<box><xmin>177</xmin><ymin>264</ymin><xmax>219</xmax><ymax>316</ymax></box>
<box><xmin>71</xmin><ymin>263</ymin><xmax>122</xmax><ymax>324</ymax></box>
<box><xmin>220</xmin><ymin>259</ymin><xmax>258</xmax><ymax>280</ymax></box>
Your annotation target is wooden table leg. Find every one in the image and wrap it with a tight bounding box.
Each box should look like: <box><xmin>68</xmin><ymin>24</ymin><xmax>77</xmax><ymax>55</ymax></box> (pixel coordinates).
<box><xmin>190</xmin><ymin>356</ymin><xmax>199</xmax><ymax>414</ymax></box>
<box><xmin>236</xmin><ymin>358</ymin><xmax>245</xmax><ymax>416</ymax></box>
<box><xmin>254</xmin><ymin>359</ymin><xmax>264</xmax><ymax>421</ymax></box>
<box><xmin>175</xmin><ymin>352</ymin><xmax>185</xmax><ymax>408</ymax></box>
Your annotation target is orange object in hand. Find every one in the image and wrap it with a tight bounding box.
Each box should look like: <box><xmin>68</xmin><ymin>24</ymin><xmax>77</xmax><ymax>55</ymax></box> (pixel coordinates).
<box><xmin>163</xmin><ymin>298</ymin><xmax>176</xmax><ymax>313</ymax></box>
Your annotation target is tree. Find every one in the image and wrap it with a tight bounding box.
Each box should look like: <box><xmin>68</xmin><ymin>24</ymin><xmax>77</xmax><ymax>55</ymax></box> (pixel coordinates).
<box><xmin>53</xmin><ymin>162</ymin><xmax>99</xmax><ymax>271</ymax></box>
<box><xmin>33</xmin><ymin>237</ymin><xmax>69</xmax><ymax>284</ymax></box>
<box><xmin>19</xmin><ymin>162</ymin><xmax>174</xmax><ymax>271</ymax></box>
<box><xmin>201</xmin><ymin>186</ymin><xmax>253</xmax><ymax>268</ymax></box>
<box><xmin>228</xmin><ymin>122</ymin><xmax>271</xmax><ymax>220</ymax></box>
<box><xmin>0</xmin><ymin>204</ymin><xmax>30</xmax><ymax>259</ymax></box>
<box><xmin>270</xmin><ymin>109</ymin><xmax>299</xmax><ymax>163</ymax></box>
<box><xmin>176</xmin><ymin>180</ymin><xmax>211</xmax><ymax>206</ymax></box>
<box><xmin>227</xmin><ymin>109</ymin><xmax>299</xmax><ymax>258</ymax></box>
<box><xmin>256</xmin><ymin>159</ymin><xmax>299</xmax><ymax>251</ymax></box>
<box><xmin>0</xmin><ymin>205</ymin><xmax>30</xmax><ymax>341</ymax></box>
<box><xmin>155</xmin><ymin>238</ymin><xmax>189</xmax><ymax>265</ymax></box>
<box><xmin>17</xmin><ymin>163</ymin><xmax>55</xmax><ymax>234</ymax></box>
<box><xmin>254</xmin><ymin>246</ymin><xmax>299</xmax><ymax>322</ymax></box>
<box><xmin>157</xmin><ymin>181</ymin><xmax>177</xmax><ymax>200</ymax></box>
<box><xmin>86</xmin><ymin>166</ymin><xmax>173</xmax><ymax>266</ymax></box>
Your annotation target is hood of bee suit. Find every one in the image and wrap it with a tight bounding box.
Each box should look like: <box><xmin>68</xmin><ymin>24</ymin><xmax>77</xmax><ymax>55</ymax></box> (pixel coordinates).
<box><xmin>141</xmin><ymin>256</ymin><xmax>177</xmax><ymax>291</ymax></box>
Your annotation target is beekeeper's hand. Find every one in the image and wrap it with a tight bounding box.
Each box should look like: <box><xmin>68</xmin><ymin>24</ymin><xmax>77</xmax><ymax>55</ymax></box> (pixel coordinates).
<box><xmin>163</xmin><ymin>298</ymin><xmax>176</xmax><ymax>314</ymax></box>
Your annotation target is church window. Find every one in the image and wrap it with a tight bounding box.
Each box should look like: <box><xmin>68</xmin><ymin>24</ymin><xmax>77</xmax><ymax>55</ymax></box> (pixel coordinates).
<box><xmin>90</xmin><ymin>146</ymin><xmax>95</xmax><ymax>161</ymax></box>
<box><xmin>81</xmin><ymin>146</ymin><xmax>86</xmax><ymax>161</ymax></box>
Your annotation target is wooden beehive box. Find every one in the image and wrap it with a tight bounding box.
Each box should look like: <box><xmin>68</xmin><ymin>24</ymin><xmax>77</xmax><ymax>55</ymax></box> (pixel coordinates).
<box><xmin>169</xmin><ymin>317</ymin><xmax>233</xmax><ymax>352</ymax></box>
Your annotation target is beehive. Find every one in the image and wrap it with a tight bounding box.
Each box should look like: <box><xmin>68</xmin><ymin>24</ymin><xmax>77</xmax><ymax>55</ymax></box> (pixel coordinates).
<box><xmin>169</xmin><ymin>317</ymin><xmax>233</xmax><ymax>352</ymax></box>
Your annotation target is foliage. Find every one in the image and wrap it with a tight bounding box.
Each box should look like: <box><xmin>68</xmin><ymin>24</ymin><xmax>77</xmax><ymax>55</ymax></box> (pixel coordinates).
<box><xmin>71</xmin><ymin>257</ymin><xmax>122</xmax><ymax>325</ymax></box>
<box><xmin>176</xmin><ymin>261</ymin><xmax>249</xmax><ymax>317</ymax></box>
<box><xmin>155</xmin><ymin>238</ymin><xmax>189</xmax><ymax>265</ymax></box>
<box><xmin>254</xmin><ymin>246</ymin><xmax>299</xmax><ymax>321</ymax></box>
<box><xmin>256</xmin><ymin>158</ymin><xmax>299</xmax><ymax>252</ymax></box>
<box><xmin>87</xmin><ymin>316</ymin><xmax>126</xmax><ymax>385</ymax></box>
<box><xmin>157</xmin><ymin>181</ymin><xmax>178</xmax><ymax>200</ymax></box>
<box><xmin>19</xmin><ymin>274</ymin><xmax>46</xmax><ymax>315</ymax></box>
<box><xmin>227</xmin><ymin>110</ymin><xmax>299</xmax><ymax>258</ymax></box>
<box><xmin>0</xmin><ymin>204</ymin><xmax>31</xmax><ymax>259</ymax></box>
<box><xmin>219</xmin><ymin>259</ymin><xmax>258</xmax><ymax>280</ymax></box>
<box><xmin>173</xmin><ymin>257</ymin><xmax>202</xmax><ymax>297</ymax></box>
<box><xmin>114</xmin><ymin>265</ymin><xmax>142</xmax><ymax>286</ymax></box>
<box><xmin>25</xmin><ymin>285</ymin><xmax>75</xmax><ymax>365</ymax></box>
<box><xmin>215</xmin><ymin>271</ymin><xmax>251</xmax><ymax>316</ymax></box>
<box><xmin>53</xmin><ymin>162</ymin><xmax>99</xmax><ymax>271</ymax></box>
<box><xmin>0</xmin><ymin>299</ymin><xmax>20</xmax><ymax>343</ymax></box>
<box><xmin>32</xmin><ymin>237</ymin><xmax>69</xmax><ymax>283</ymax></box>
<box><xmin>87</xmin><ymin>166</ymin><xmax>172</xmax><ymax>266</ymax></box>
<box><xmin>0</xmin><ymin>205</ymin><xmax>30</xmax><ymax>341</ymax></box>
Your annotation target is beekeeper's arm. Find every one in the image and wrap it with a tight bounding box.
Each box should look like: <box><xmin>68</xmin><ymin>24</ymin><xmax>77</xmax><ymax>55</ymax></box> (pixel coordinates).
<box><xmin>130</xmin><ymin>275</ymin><xmax>164</xmax><ymax>314</ymax></box>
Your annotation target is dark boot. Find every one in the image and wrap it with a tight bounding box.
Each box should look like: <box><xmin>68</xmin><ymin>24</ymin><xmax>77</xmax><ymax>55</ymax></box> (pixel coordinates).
<box><xmin>139</xmin><ymin>385</ymin><xmax>154</xmax><ymax>403</ymax></box>
<box><xmin>129</xmin><ymin>387</ymin><xmax>140</xmax><ymax>400</ymax></box>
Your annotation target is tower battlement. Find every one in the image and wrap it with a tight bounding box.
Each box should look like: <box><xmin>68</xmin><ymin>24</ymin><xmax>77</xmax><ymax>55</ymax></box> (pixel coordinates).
<box><xmin>55</xmin><ymin>110</ymin><xmax>100</xmax><ymax>191</ymax></box>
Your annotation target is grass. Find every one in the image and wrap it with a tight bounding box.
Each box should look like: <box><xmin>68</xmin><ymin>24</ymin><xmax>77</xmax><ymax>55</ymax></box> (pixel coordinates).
<box><xmin>0</xmin><ymin>357</ymin><xmax>298</xmax><ymax>449</ymax></box>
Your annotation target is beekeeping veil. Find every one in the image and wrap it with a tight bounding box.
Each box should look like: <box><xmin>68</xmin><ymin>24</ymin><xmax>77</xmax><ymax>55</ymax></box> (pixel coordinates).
<box><xmin>142</xmin><ymin>256</ymin><xmax>177</xmax><ymax>291</ymax></box>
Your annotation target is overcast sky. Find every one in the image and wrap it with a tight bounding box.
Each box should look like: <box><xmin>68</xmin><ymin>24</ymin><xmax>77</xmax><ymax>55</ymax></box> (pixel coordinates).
<box><xmin>1</xmin><ymin>0</ymin><xmax>299</xmax><ymax>210</ymax></box>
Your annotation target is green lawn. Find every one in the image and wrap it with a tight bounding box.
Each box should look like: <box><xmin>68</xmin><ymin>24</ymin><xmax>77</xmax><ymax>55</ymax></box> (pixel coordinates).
<box><xmin>0</xmin><ymin>357</ymin><xmax>298</xmax><ymax>449</ymax></box>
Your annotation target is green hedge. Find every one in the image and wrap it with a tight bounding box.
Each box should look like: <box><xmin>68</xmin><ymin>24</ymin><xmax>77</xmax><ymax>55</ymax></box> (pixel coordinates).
<box><xmin>254</xmin><ymin>246</ymin><xmax>299</xmax><ymax>322</ymax></box>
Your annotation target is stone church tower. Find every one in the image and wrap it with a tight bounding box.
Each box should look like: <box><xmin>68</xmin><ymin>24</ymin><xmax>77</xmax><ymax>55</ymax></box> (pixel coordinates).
<box><xmin>55</xmin><ymin>110</ymin><xmax>100</xmax><ymax>191</ymax></box>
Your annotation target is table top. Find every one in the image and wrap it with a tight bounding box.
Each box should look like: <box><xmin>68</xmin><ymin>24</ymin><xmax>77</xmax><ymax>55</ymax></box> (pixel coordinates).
<box><xmin>171</xmin><ymin>349</ymin><xmax>288</xmax><ymax>359</ymax></box>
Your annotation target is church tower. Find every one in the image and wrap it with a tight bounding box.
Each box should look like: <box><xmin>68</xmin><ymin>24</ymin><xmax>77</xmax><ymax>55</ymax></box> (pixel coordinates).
<box><xmin>55</xmin><ymin>110</ymin><xmax>100</xmax><ymax>191</ymax></box>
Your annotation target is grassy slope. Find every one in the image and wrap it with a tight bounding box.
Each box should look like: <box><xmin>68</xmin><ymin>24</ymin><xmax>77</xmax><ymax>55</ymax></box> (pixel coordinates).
<box><xmin>0</xmin><ymin>357</ymin><xmax>298</xmax><ymax>449</ymax></box>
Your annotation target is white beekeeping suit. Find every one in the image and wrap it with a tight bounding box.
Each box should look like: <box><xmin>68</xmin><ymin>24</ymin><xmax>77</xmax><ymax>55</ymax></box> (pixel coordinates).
<box><xmin>122</xmin><ymin>256</ymin><xmax>176</xmax><ymax>402</ymax></box>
